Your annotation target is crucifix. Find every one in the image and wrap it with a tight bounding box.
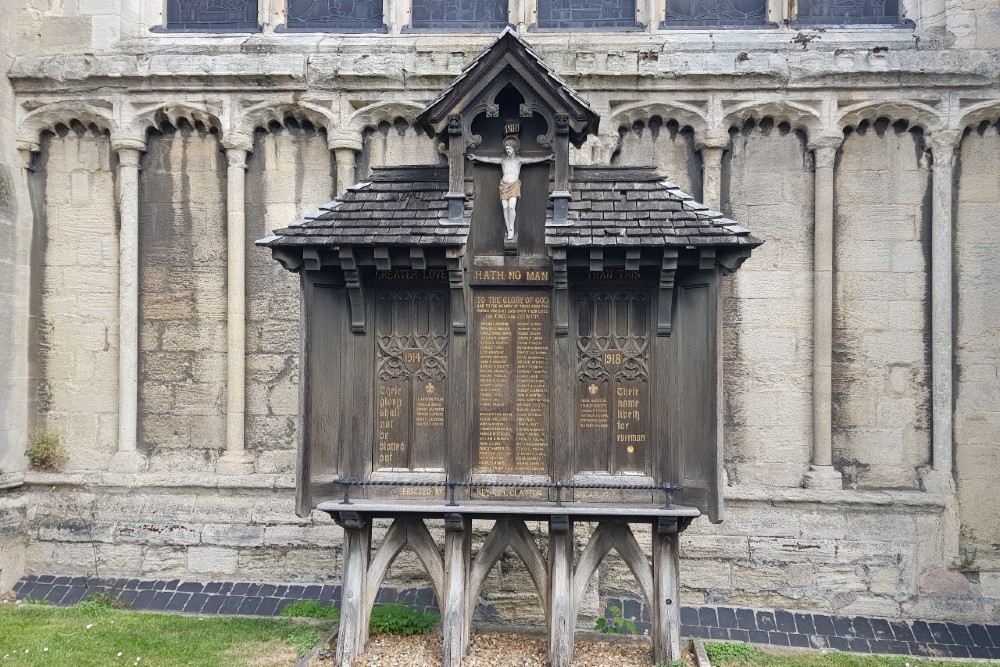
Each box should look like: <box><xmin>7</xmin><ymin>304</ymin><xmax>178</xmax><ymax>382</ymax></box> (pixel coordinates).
<box><xmin>467</xmin><ymin>137</ymin><xmax>554</xmax><ymax>240</ymax></box>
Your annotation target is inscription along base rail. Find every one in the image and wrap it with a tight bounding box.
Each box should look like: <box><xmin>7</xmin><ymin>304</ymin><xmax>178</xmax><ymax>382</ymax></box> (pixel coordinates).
<box><xmin>320</xmin><ymin>502</ymin><xmax>696</xmax><ymax>667</ymax></box>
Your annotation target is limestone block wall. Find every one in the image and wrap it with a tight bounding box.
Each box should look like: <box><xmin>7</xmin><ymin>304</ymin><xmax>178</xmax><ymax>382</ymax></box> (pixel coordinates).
<box><xmin>245</xmin><ymin>123</ymin><xmax>334</xmax><ymax>473</ymax></box>
<box><xmin>833</xmin><ymin>121</ymin><xmax>931</xmax><ymax>489</ymax></box>
<box><xmin>955</xmin><ymin>120</ymin><xmax>1000</xmax><ymax>559</ymax></box>
<box><xmin>0</xmin><ymin>0</ymin><xmax>31</xmax><ymax>476</ymax></box>
<box><xmin>357</xmin><ymin>118</ymin><xmax>442</xmax><ymax>179</ymax></box>
<box><xmin>138</xmin><ymin>124</ymin><xmax>228</xmax><ymax>472</ymax></box>
<box><xmin>722</xmin><ymin>120</ymin><xmax>814</xmax><ymax>488</ymax></box>
<box><xmin>611</xmin><ymin>117</ymin><xmax>702</xmax><ymax>198</ymax></box>
<box><xmin>35</xmin><ymin>128</ymin><xmax>119</xmax><ymax>471</ymax></box>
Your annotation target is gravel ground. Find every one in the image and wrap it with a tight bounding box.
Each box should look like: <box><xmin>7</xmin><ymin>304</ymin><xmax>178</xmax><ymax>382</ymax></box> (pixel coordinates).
<box><xmin>334</xmin><ymin>631</ymin><xmax>695</xmax><ymax>666</ymax></box>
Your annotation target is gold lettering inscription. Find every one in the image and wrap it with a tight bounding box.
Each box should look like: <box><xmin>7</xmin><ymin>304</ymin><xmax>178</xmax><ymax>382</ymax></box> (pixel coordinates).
<box><xmin>475</xmin><ymin>292</ymin><xmax>550</xmax><ymax>476</ymax></box>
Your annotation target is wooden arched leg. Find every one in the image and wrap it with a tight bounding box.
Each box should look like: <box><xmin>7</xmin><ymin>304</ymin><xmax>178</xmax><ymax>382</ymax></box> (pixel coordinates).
<box><xmin>468</xmin><ymin>519</ymin><xmax>549</xmax><ymax>622</ymax></box>
<box><xmin>653</xmin><ymin>521</ymin><xmax>681</xmax><ymax>664</ymax></box>
<box><xmin>443</xmin><ymin>515</ymin><xmax>471</xmax><ymax>667</ymax></box>
<box><xmin>336</xmin><ymin>517</ymin><xmax>372</xmax><ymax>667</ymax></box>
<box><xmin>548</xmin><ymin>517</ymin><xmax>574</xmax><ymax>667</ymax></box>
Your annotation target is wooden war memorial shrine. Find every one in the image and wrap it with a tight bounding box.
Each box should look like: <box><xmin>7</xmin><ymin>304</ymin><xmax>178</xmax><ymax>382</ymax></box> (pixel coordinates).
<box><xmin>258</xmin><ymin>29</ymin><xmax>761</xmax><ymax>667</ymax></box>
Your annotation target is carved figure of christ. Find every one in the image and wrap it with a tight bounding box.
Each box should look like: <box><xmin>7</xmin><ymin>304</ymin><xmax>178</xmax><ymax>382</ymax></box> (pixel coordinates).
<box><xmin>467</xmin><ymin>143</ymin><xmax>554</xmax><ymax>240</ymax></box>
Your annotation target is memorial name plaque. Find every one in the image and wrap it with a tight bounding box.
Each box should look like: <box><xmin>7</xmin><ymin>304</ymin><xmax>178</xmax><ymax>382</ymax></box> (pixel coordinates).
<box><xmin>474</xmin><ymin>291</ymin><xmax>551</xmax><ymax>478</ymax></box>
<box><xmin>576</xmin><ymin>291</ymin><xmax>650</xmax><ymax>474</ymax></box>
<box><xmin>375</xmin><ymin>290</ymin><xmax>449</xmax><ymax>473</ymax></box>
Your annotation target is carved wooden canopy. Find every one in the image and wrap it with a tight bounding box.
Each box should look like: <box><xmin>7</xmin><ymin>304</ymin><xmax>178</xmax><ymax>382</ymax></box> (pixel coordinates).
<box><xmin>416</xmin><ymin>27</ymin><xmax>601</xmax><ymax>150</ymax></box>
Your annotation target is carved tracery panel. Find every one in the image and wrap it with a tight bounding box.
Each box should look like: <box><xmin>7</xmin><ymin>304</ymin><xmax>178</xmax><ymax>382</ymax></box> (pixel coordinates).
<box><xmin>575</xmin><ymin>291</ymin><xmax>650</xmax><ymax>475</ymax></box>
<box><xmin>375</xmin><ymin>290</ymin><xmax>449</xmax><ymax>472</ymax></box>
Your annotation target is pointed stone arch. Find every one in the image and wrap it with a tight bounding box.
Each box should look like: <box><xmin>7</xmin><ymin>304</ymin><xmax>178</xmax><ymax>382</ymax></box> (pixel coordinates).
<box><xmin>722</xmin><ymin>100</ymin><xmax>823</xmax><ymax>136</ymax></box>
<box><xmin>129</xmin><ymin>102</ymin><xmax>223</xmax><ymax>137</ymax></box>
<box><xmin>239</xmin><ymin>100</ymin><xmax>338</xmax><ymax>136</ymax></box>
<box><xmin>19</xmin><ymin>100</ymin><xmax>116</xmax><ymax>147</ymax></box>
<box><xmin>957</xmin><ymin>100</ymin><xmax>1000</xmax><ymax>131</ymax></box>
<box><xmin>837</xmin><ymin>99</ymin><xmax>942</xmax><ymax>133</ymax></box>
<box><xmin>467</xmin><ymin>519</ymin><xmax>549</xmax><ymax>623</ymax></box>
<box><xmin>610</xmin><ymin>101</ymin><xmax>709</xmax><ymax>136</ymax></box>
<box><xmin>348</xmin><ymin>101</ymin><xmax>426</xmax><ymax>134</ymax></box>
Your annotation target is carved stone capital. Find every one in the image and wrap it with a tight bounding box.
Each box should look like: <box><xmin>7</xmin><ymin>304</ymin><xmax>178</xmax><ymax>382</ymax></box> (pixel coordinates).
<box><xmin>111</xmin><ymin>137</ymin><xmax>147</xmax><ymax>164</ymax></box>
<box><xmin>327</xmin><ymin>130</ymin><xmax>363</xmax><ymax>153</ymax></box>
<box><xmin>221</xmin><ymin>132</ymin><xmax>253</xmax><ymax>154</ymax></box>
<box><xmin>16</xmin><ymin>140</ymin><xmax>39</xmax><ymax>170</ymax></box>
<box><xmin>225</xmin><ymin>147</ymin><xmax>248</xmax><ymax>169</ymax></box>
<box><xmin>809</xmin><ymin>134</ymin><xmax>843</xmax><ymax>169</ymax></box>
<box><xmin>929</xmin><ymin>129</ymin><xmax>963</xmax><ymax>168</ymax></box>
<box><xmin>695</xmin><ymin>129</ymin><xmax>730</xmax><ymax>151</ymax></box>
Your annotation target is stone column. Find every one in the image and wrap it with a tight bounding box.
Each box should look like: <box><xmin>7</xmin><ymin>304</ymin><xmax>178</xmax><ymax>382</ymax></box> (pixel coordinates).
<box><xmin>328</xmin><ymin>132</ymin><xmax>363</xmax><ymax>196</ymax></box>
<box><xmin>925</xmin><ymin>130</ymin><xmax>961</xmax><ymax>492</ymax></box>
<box><xmin>803</xmin><ymin>135</ymin><xmax>843</xmax><ymax>490</ymax></box>
<box><xmin>110</xmin><ymin>138</ymin><xmax>148</xmax><ymax>473</ymax></box>
<box><xmin>218</xmin><ymin>137</ymin><xmax>255</xmax><ymax>475</ymax></box>
<box><xmin>697</xmin><ymin>130</ymin><xmax>729</xmax><ymax>211</ymax></box>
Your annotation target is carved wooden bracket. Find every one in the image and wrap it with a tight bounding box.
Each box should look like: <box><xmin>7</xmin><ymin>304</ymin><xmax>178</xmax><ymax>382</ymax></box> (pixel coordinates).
<box><xmin>340</xmin><ymin>247</ymin><xmax>367</xmax><ymax>334</ymax></box>
<box><xmin>374</xmin><ymin>247</ymin><xmax>391</xmax><ymax>271</ymax></box>
<box><xmin>271</xmin><ymin>247</ymin><xmax>303</xmax><ymax>272</ymax></box>
<box><xmin>551</xmin><ymin>248</ymin><xmax>569</xmax><ymax>336</ymax></box>
<box><xmin>410</xmin><ymin>247</ymin><xmax>426</xmax><ymax>270</ymax></box>
<box><xmin>303</xmin><ymin>247</ymin><xmax>322</xmax><ymax>271</ymax></box>
<box><xmin>446</xmin><ymin>248</ymin><xmax>467</xmax><ymax>334</ymax></box>
<box><xmin>589</xmin><ymin>248</ymin><xmax>604</xmax><ymax>273</ymax></box>
<box><xmin>658</xmin><ymin>248</ymin><xmax>678</xmax><ymax>336</ymax></box>
<box><xmin>699</xmin><ymin>247</ymin><xmax>716</xmax><ymax>270</ymax></box>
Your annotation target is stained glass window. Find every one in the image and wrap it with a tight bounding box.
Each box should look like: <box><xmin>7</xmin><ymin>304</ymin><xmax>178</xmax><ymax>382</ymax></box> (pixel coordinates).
<box><xmin>663</xmin><ymin>0</ymin><xmax>768</xmax><ymax>27</ymax></box>
<box><xmin>537</xmin><ymin>0</ymin><xmax>639</xmax><ymax>29</ymax></box>
<box><xmin>796</xmin><ymin>0</ymin><xmax>899</xmax><ymax>24</ymax></box>
<box><xmin>285</xmin><ymin>0</ymin><xmax>385</xmax><ymax>31</ymax></box>
<box><xmin>165</xmin><ymin>0</ymin><xmax>258</xmax><ymax>31</ymax></box>
<box><xmin>410</xmin><ymin>0</ymin><xmax>508</xmax><ymax>30</ymax></box>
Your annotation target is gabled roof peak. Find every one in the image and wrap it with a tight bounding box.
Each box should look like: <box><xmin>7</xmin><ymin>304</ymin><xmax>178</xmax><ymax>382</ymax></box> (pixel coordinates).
<box><xmin>416</xmin><ymin>29</ymin><xmax>600</xmax><ymax>148</ymax></box>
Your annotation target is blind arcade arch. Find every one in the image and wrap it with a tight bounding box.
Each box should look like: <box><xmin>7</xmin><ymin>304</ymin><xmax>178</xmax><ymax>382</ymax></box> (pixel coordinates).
<box><xmin>259</xmin><ymin>28</ymin><xmax>760</xmax><ymax>667</ymax></box>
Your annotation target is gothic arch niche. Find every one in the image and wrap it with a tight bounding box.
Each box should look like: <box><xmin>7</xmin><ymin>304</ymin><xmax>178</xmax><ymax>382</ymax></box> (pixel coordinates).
<box><xmin>720</xmin><ymin>116</ymin><xmax>813</xmax><ymax>487</ymax></box>
<box><xmin>244</xmin><ymin>115</ymin><xmax>335</xmax><ymax>472</ymax></box>
<box><xmin>611</xmin><ymin>117</ymin><xmax>702</xmax><ymax>200</ymax></box>
<box><xmin>357</xmin><ymin>117</ymin><xmax>443</xmax><ymax>180</ymax></box>
<box><xmin>33</xmin><ymin>122</ymin><xmax>119</xmax><ymax>470</ymax></box>
<box><xmin>832</xmin><ymin>117</ymin><xmax>931</xmax><ymax>489</ymax></box>
<box><xmin>137</xmin><ymin>116</ymin><xmax>227</xmax><ymax>471</ymax></box>
<box><xmin>954</xmin><ymin>118</ymin><xmax>1000</xmax><ymax>554</ymax></box>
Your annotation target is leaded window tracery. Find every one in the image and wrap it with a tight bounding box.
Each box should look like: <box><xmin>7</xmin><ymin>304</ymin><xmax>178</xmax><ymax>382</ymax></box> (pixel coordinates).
<box><xmin>663</xmin><ymin>0</ymin><xmax>768</xmax><ymax>27</ymax></box>
<box><xmin>536</xmin><ymin>0</ymin><xmax>639</xmax><ymax>29</ymax></box>
<box><xmin>165</xmin><ymin>0</ymin><xmax>258</xmax><ymax>31</ymax></box>
<box><xmin>285</xmin><ymin>0</ymin><xmax>385</xmax><ymax>31</ymax></box>
<box><xmin>410</xmin><ymin>0</ymin><xmax>508</xmax><ymax>30</ymax></box>
<box><xmin>795</xmin><ymin>0</ymin><xmax>899</xmax><ymax>24</ymax></box>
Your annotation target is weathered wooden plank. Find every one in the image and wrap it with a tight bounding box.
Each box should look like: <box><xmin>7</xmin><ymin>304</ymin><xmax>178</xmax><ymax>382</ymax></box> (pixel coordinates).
<box><xmin>442</xmin><ymin>517</ymin><xmax>471</xmax><ymax>667</ymax></box>
<box><xmin>336</xmin><ymin>522</ymin><xmax>372</xmax><ymax>667</ymax></box>
<box><xmin>548</xmin><ymin>520</ymin><xmax>575</xmax><ymax>667</ymax></box>
<box><xmin>652</xmin><ymin>529</ymin><xmax>681</xmax><ymax>664</ymax></box>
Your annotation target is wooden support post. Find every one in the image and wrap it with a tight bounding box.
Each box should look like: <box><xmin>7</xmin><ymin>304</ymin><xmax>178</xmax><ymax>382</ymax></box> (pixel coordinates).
<box><xmin>652</xmin><ymin>521</ymin><xmax>681</xmax><ymax>664</ymax></box>
<box><xmin>337</xmin><ymin>519</ymin><xmax>372</xmax><ymax>667</ymax></box>
<box><xmin>442</xmin><ymin>515</ymin><xmax>471</xmax><ymax>667</ymax></box>
<box><xmin>548</xmin><ymin>518</ymin><xmax>574</xmax><ymax>667</ymax></box>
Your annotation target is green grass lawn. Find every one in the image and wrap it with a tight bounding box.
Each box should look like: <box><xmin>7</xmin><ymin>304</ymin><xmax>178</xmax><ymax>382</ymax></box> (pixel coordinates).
<box><xmin>0</xmin><ymin>602</ymin><xmax>334</xmax><ymax>667</ymax></box>
<box><xmin>706</xmin><ymin>641</ymin><xmax>994</xmax><ymax>667</ymax></box>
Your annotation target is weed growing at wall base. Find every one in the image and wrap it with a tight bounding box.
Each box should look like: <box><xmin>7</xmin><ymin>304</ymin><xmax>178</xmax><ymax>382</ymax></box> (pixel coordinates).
<box><xmin>24</xmin><ymin>432</ymin><xmax>66</xmax><ymax>471</ymax></box>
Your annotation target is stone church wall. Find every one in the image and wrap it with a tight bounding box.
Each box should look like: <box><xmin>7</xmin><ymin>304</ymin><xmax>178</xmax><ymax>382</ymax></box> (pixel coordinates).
<box><xmin>955</xmin><ymin>120</ymin><xmax>1000</xmax><ymax>565</ymax></box>
<box><xmin>833</xmin><ymin>122</ymin><xmax>932</xmax><ymax>489</ymax></box>
<box><xmin>723</xmin><ymin>121</ymin><xmax>814</xmax><ymax>488</ymax></box>
<box><xmin>36</xmin><ymin>128</ymin><xmax>120</xmax><ymax>471</ymax></box>
<box><xmin>139</xmin><ymin>124</ymin><xmax>228</xmax><ymax>472</ymax></box>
